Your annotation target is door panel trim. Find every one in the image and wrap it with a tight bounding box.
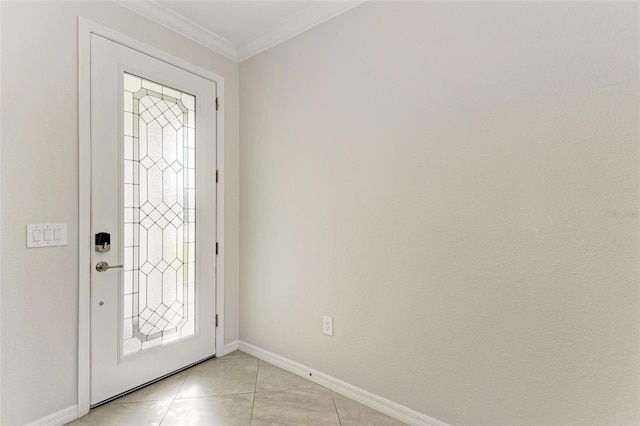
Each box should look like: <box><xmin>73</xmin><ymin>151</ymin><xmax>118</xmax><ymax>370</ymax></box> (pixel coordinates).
<box><xmin>78</xmin><ymin>17</ymin><xmax>225</xmax><ymax>418</ymax></box>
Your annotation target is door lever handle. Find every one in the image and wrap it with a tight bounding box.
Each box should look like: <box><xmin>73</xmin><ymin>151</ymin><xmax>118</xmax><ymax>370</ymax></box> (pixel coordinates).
<box><xmin>96</xmin><ymin>261</ymin><xmax>123</xmax><ymax>272</ymax></box>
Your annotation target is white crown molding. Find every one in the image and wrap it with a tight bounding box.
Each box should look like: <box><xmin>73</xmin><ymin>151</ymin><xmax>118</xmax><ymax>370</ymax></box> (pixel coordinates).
<box><xmin>114</xmin><ymin>1</ymin><xmax>366</xmax><ymax>63</ymax></box>
<box><xmin>113</xmin><ymin>0</ymin><xmax>239</xmax><ymax>61</ymax></box>
<box><xmin>237</xmin><ymin>1</ymin><xmax>367</xmax><ymax>61</ymax></box>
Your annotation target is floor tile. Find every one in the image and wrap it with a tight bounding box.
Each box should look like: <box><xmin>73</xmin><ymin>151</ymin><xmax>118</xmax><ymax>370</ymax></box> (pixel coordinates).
<box><xmin>67</xmin><ymin>400</ymin><xmax>171</xmax><ymax>426</ymax></box>
<box><xmin>68</xmin><ymin>355</ymin><xmax>403</xmax><ymax>426</ymax></box>
<box><xmin>256</xmin><ymin>362</ymin><xmax>326</xmax><ymax>392</ymax></box>
<box><xmin>161</xmin><ymin>393</ymin><xmax>254</xmax><ymax>426</ymax></box>
<box><xmin>251</xmin><ymin>388</ymin><xmax>340</xmax><ymax>426</ymax></box>
<box><xmin>332</xmin><ymin>392</ymin><xmax>406</xmax><ymax>425</ymax></box>
<box><xmin>113</xmin><ymin>370</ymin><xmax>189</xmax><ymax>404</ymax></box>
<box><xmin>220</xmin><ymin>350</ymin><xmax>256</xmax><ymax>360</ymax></box>
<box><xmin>177</xmin><ymin>357</ymin><xmax>259</xmax><ymax>398</ymax></box>
<box><xmin>192</xmin><ymin>354</ymin><xmax>260</xmax><ymax>372</ymax></box>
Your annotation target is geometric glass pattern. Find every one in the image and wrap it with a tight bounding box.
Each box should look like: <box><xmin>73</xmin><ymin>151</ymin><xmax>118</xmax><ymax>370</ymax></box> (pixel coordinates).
<box><xmin>122</xmin><ymin>73</ymin><xmax>196</xmax><ymax>356</ymax></box>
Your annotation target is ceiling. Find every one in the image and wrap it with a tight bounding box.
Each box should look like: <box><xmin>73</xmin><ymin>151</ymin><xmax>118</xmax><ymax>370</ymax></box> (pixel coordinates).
<box><xmin>116</xmin><ymin>1</ymin><xmax>365</xmax><ymax>62</ymax></box>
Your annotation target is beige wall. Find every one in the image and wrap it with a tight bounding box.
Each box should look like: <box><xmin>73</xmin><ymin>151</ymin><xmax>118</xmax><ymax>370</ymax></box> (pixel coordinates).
<box><xmin>240</xmin><ymin>2</ymin><xmax>639</xmax><ymax>425</ymax></box>
<box><xmin>0</xmin><ymin>2</ymin><xmax>239</xmax><ymax>424</ymax></box>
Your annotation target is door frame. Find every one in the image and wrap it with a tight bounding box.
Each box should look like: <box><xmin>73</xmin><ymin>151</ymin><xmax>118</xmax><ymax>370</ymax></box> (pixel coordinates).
<box><xmin>77</xmin><ymin>17</ymin><xmax>225</xmax><ymax>417</ymax></box>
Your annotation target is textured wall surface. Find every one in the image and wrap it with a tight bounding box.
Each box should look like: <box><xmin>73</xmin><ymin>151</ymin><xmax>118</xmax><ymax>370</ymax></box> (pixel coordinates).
<box><xmin>240</xmin><ymin>2</ymin><xmax>639</xmax><ymax>425</ymax></box>
<box><xmin>0</xmin><ymin>2</ymin><xmax>239</xmax><ymax>424</ymax></box>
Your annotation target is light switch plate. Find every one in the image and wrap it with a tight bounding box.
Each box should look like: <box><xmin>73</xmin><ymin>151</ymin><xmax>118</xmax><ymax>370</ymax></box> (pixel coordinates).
<box><xmin>27</xmin><ymin>223</ymin><xmax>67</xmax><ymax>248</ymax></box>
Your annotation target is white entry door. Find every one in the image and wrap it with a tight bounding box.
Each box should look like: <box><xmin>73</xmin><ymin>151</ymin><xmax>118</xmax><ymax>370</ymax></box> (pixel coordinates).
<box><xmin>90</xmin><ymin>34</ymin><xmax>217</xmax><ymax>405</ymax></box>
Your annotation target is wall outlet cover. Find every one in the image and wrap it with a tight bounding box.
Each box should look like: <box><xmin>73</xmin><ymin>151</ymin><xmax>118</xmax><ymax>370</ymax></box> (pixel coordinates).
<box><xmin>323</xmin><ymin>315</ymin><xmax>333</xmax><ymax>336</ymax></box>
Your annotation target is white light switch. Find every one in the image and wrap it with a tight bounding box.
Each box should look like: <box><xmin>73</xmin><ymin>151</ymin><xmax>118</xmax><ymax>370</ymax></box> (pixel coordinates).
<box><xmin>27</xmin><ymin>223</ymin><xmax>67</xmax><ymax>248</ymax></box>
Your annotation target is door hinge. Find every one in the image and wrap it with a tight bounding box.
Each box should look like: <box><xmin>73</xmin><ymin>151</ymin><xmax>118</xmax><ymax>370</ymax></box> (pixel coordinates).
<box><xmin>215</xmin><ymin>314</ymin><xmax>219</xmax><ymax>327</ymax></box>
<box><xmin>215</xmin><ymin>97</ymin><xmax>219</xmax><ymax>111</ymax></box>
<box><xmin>216</xmin><ymin>169</ymin><xmax>219</xmax><ymax>183</ymax></box>
<box><xmin>216</xmin><ymin>242</ymin><xmax>219</xmax><ymax>255</ymax></box>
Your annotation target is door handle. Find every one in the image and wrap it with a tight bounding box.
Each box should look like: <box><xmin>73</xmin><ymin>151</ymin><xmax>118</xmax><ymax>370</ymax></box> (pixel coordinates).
<box><xmin>96</xmin><ymin>261</ymin><xmax>123</xmax><ymax>272</ymax></box>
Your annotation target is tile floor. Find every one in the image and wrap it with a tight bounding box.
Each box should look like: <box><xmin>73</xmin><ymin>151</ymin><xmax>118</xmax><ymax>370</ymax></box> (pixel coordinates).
<box><xmin>68</xmin><ymin>351</ymin><xmax>405</xmax><ymax>425</ymax></box>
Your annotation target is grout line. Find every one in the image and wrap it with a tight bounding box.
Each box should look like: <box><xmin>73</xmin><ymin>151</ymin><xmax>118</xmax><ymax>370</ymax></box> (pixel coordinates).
<box><xmin>331</xmin><ymin>391</ymin><xmax>343</xmax><ymax>426</ymax></box>
<box><xmin>172</xmin><ymin>391</ymin><xmax>256</xmax><ymax>401</ymax></box>
<box><xmin>249</xmin><ymin>360</ymin><xmax>260</xmax><ymax>425</ymax></box>
<box><xmin>253</xmin><ymin>385</ymin><xmax>327</xmax><ymax>394</ymax></box>
<box><xmin>158</xmin><ymin>366</ymin><xmax>192</xmax><ymax>425</ymax></box>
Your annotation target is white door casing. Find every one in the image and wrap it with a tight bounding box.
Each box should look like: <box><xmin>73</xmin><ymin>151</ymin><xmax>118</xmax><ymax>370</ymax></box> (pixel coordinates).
<box><xmin>79</xmin><ymin>19</ymin><xmax>225</xmax><ymax>413</ymax></box>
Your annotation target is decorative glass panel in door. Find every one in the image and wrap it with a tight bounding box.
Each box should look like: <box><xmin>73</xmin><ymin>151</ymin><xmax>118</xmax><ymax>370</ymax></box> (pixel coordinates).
<box><xmin>122</xmin><ymin>73</ymin><xmax>197</xmax><ymax>356</ymax></box>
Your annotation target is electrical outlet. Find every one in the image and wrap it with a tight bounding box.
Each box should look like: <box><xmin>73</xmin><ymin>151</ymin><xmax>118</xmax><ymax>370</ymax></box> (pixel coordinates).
<box><xmin>323</xmin><ymin>315</ymin><xmax>333</xmax><ymax>336</ymax></box>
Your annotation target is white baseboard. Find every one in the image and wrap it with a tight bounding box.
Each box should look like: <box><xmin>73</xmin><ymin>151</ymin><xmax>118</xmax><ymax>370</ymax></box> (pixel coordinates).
<box><xmin>27</xmin><ymin>340</ymin><xmax>239</xmax><ymax>426</ymax></box>
<box><xmin>238</xmin><ymin>342</ymin><xmax>448</xmax><ymax>426</ymax></box>
<box><xmin>26</xmin><ymin>405</ymin><xmax>78</xmax><ymax>426</ymax></box>
<box><xmin>221</xmin><ymin>340</ymin><xmax>240</xmax><ymax>356</ymax></box>
<box><xmin>28</xmin><ymin>342</ymin><xmax>445</xmax><ymax>426</ymax></box>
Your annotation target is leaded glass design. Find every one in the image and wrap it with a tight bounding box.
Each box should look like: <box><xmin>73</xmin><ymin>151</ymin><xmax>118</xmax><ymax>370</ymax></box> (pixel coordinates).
<box><xmin>122</xmin><ymin>73</ymin><xmax>196</xmax><ymax>356</ymax></box>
